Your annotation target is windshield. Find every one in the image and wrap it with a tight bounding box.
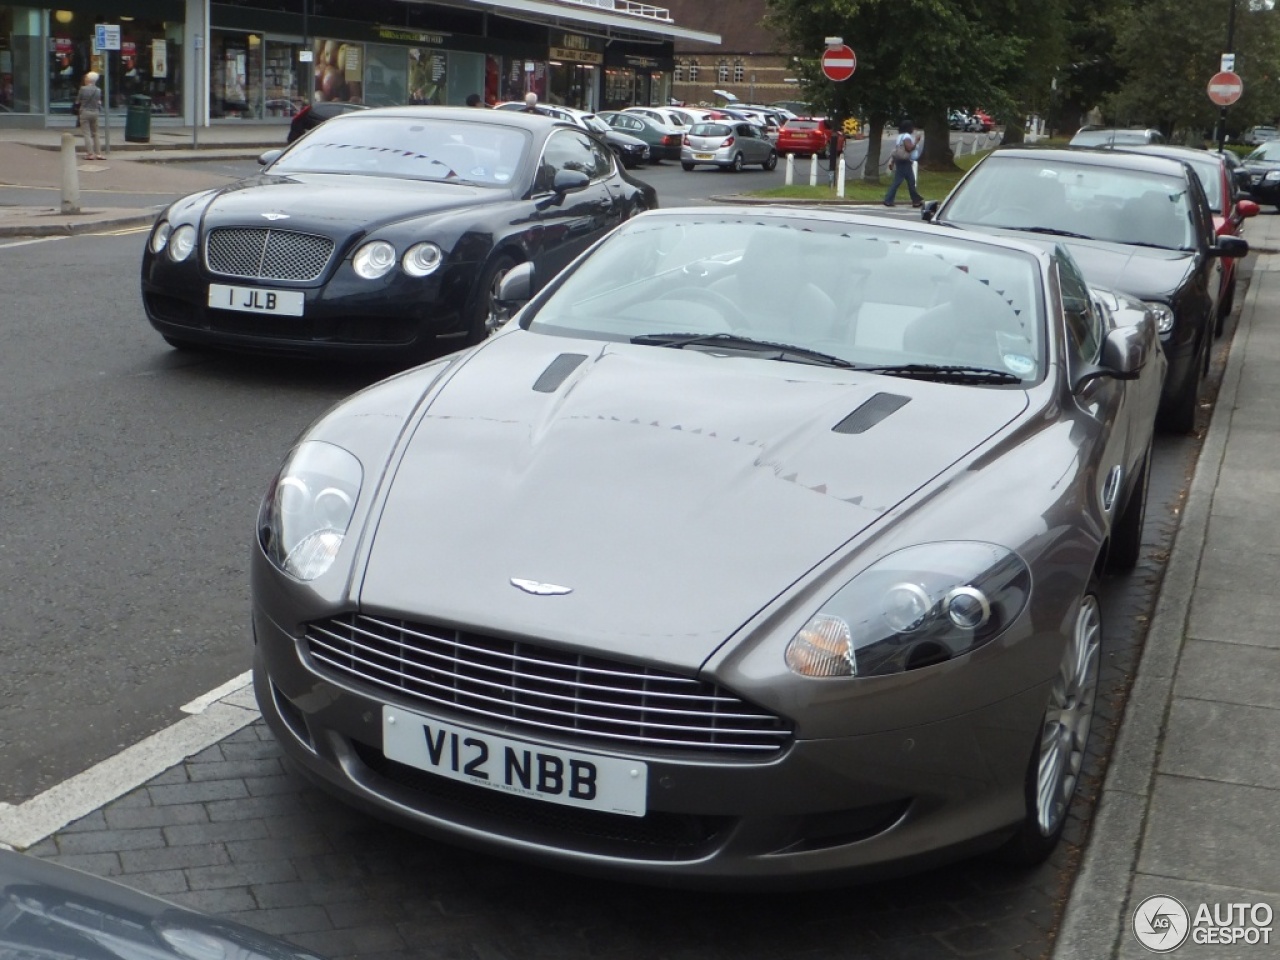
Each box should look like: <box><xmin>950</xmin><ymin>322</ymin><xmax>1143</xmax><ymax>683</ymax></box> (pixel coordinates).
<box><xmin>690</xmin><ymin>123</ymin><xmax>731</xmax><ymax>137</ymax></box>
<box><xmin>944</xmin><ymin>156</ymin><xmax>1197</xmax><ymax>250</ymax></box>
<box><xmin>272</xmin><ymin>116</ymin><xmax>529</xmax><ymax>185</ymax></box>
<box><xmin>525</xmin><ymin>216</ymin><xmax>1046</xmax><ymax>383</ymax></box>
<box><xmin>1246</xmin><ymin>140</ymin><xmax>1280</xmax><ymax>163</ymax></box>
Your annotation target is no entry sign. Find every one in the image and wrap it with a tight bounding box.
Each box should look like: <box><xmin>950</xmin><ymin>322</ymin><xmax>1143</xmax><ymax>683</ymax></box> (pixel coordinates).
<box><xmin>1208</xmin><ymin>71</ymin><xmax>1243</xmax><ymax>106</ymax></box>
<box><xmin>821</xmin><ymin>44</ymin><xmax>857</xmax><ymax>82</ymax></box>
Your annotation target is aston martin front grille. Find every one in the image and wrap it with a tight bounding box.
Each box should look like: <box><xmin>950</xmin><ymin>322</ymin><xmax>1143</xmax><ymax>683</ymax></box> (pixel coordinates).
<box><xmin>305</xmin><ymin>613</ymin><xmax>793</xmax><ymax>757</ymax></box>
<box><xmin>205</xmin><ymin>228</ymin><xmax>334</xmax><ymax>281</ymax></box>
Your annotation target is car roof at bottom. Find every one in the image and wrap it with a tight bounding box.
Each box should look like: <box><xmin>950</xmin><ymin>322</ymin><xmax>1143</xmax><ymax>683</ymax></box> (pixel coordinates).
<box><xmin>987</xmin><ymin>146</ymin><xmax>1194</xmax><ymax>178</ymax></box>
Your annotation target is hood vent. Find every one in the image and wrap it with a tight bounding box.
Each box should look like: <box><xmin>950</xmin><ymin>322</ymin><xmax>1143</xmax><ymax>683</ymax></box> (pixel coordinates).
<box><xmin>833</xmin><ymin>392</ymin><xmax>911</xmax><ymax>434</ymax></box>
<box><xmin>532</xmin><ymin>353</ymin><xmax>588</xmax><ymax>393</ymax></box>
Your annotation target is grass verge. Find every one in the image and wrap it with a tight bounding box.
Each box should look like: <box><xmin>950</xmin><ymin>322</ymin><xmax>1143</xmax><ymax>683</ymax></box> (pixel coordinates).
<box><xmin>750</xmin><ymin>150</ymin><xmax>985</xmax><ymax>203</ymax></box>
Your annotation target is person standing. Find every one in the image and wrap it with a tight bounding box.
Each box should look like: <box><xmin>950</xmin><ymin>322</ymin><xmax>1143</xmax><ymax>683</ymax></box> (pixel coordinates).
<box><xmin>883</xmin><ymin>120</ymin><xmax>923</xmax><ymax>208</ymax></box>
<box><xmin>78</xmin><ymin>71</ymin><xmax>104</xmax><ymax>160</ymax></box>
<box><xmin>521</xmin><ymin>91</ymin><xmax>540</xmax><ymax>113</ymax></box>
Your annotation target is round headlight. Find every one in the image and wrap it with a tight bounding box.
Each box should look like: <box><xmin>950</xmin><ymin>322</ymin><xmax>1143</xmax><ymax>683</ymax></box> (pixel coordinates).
<box><xmin>402</xmin><ymin>242</ymin><xmax>444</xmax><ymax>277</ymax></box>
<box><xmin>258</xmin><ymin>441</ymin><xmax>363</xmax><ymax>582</ymax></box>
<box><xmin>168</xmin><ymin>224</ymin><xmax>196</xmax><ymax>262</ymax></box>
<box><xmin>1144</xmin><ymin>301</ymin><xmax>1175</xmax><ymax>335</ymax></box>
<box><xmin>945</xmin><ymin>586</ymin><xmax>991</xmax><ymax>630</ymax></box>
<box><xmin>353</xmin><ymin>240</ymin><xmax>397</xmax><ymax>279</ymax></box>
<box><xmin>150</xmin><ymin>220</ymin><xmax>171</xmax><ymax>254</ymax></box>
<box><xmin>882</xmin><ymin>582</ymin><xmax>932</xmax><ymax>633</ymax></box>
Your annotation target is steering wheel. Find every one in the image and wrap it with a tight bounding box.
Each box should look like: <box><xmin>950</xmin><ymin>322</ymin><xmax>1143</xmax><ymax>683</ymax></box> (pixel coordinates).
<box><xmin>658</xmin><ymin>287</ymin><xmax>746</xmax><ymax>327</ymax></box>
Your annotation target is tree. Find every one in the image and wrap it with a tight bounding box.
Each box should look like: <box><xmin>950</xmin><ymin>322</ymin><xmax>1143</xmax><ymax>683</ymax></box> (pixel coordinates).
<box><xmin>764</xmin><ymin>0</ymin><xmax>1043</xmax><ymax>177</ymax></box>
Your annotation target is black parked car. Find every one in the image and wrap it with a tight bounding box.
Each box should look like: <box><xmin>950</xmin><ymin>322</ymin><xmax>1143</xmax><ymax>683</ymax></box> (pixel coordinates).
<box><xmin>925</xmin><ymin>147</ymin><xmax>1247</xmax><ymax>432</ymax></box>
<box><xmin>141</xmin><ymin>107</ymin><xmax>657</xmax><ymax>360</ymax></box>
<box><xmin>286</xmin><ymin>100</ymin><xmax>369</xmax><ymax>143</ymax></box>
<box><xmin>1238</xmin><ymin>139</ymin><xmax>1280</xmax><ymax>207</ymax></box>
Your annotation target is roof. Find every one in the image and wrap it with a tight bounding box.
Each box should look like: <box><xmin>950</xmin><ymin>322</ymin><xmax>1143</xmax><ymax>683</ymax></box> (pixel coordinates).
<box><xmin>406</xmin><ymin>0</ymin><xmax>721</xmax><ymax>43</ymax></box>
<box><xmin>992</xmin><ymin>147</ymin><xmax>1193</xmax><ymax>179</ymax></box>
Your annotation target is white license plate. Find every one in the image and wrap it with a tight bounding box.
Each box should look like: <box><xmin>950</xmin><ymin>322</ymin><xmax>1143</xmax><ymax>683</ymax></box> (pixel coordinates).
<box><xmin>208</xmin><ymin>283</ymin><xmax>304</xmax><ymax>316</ymax></box>
<box><xmin>694</xmin><ymin>153</ymin><xmax>714</xmax><ymax>160</ymax></box>
<box><xmin>382</xmin><ymin>706</ymin><xmax>648</xmax><ymax>817</ymax></box>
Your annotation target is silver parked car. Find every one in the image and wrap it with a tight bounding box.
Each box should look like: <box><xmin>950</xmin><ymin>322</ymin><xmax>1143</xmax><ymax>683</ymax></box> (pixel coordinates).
<box><xmin>252</xmin><ymin>208</ymin><xmax>1165</xmax><ymax>886</ymax></box>
<box><xmin>681</xmin><ymin>120</ymin><xmax>777</xmax><ymax>171</ymax></box>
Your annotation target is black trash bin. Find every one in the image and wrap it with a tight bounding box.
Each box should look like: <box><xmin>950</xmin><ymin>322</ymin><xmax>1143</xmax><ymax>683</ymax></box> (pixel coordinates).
<box><xmin>125</xmin><ymin>94</ymin><xmax>151</xmax><ymax>143</ymax></box>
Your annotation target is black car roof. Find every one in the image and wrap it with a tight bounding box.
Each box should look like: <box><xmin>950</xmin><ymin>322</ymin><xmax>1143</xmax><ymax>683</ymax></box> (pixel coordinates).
<box><xmin>990</xmin><ymin>146</ymin><xmax>1193</xmax><ymax>179</ymax></box>
<box><xmin>331</xmin><ymin>105</ymin><xmax>567</xmax><ymax>132</ymax></box>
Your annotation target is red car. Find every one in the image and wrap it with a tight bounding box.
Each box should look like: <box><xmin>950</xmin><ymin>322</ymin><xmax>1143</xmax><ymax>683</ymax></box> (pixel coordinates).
<box><xmin>1127</xmin><ymin>144</ymin><xmax>1259</xmax><ymax>335</ymax></box>
<box><xmin>776</xmin><ymin>117</ymin><xmax>835</xmax><ymax>157</ymax></box>
<box><xmin>972</xmin><ymin>110</ymin><xmax>994</xmax><ymax>131</ymax></box>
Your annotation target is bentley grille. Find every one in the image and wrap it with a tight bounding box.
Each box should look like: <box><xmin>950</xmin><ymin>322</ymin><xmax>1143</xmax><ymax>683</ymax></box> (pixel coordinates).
<box><xmin>205</xmin><ymin>227</ymin><xmax>334</xmax><ymax>281</ymax></box>
<box><xmin>305</xmin><ymin>613</ymin><xmax>793</xmax><ymax>756</ymax></box>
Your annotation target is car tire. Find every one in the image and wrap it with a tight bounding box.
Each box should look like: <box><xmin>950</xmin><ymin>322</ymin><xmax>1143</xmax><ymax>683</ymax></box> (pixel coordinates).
<box><xmin>762</xmin><ymin>151</ymin><xmax>778</xmax><ymax>171</ymax></box>
<box><xmin>1106</xmin><ymin>443</ymin><xmax>1150</xmax><ymax>572</ymax></box>
<box><xmin>730</xmin><ymin>152</ymin><xmax>744</xmax><ymax>173</ymax></box>
<box><xmin>466</xmin><ymin>253</ymin><xmax>519</xmax><ymax>346</ymax></box>
<box><xmin>996</xmin><ymin>579</ymin><xmax>1101</xmax><ymax>866</ymax></box>
<box><xmin>1216</xmin><ymin>272</ymin><xmax>1236</xmax><ymax>337</ymax></box>
<box><xmin>681</xmin><ymin>161</ymin><xmax>695</xmax><ymax>171</ymax></box>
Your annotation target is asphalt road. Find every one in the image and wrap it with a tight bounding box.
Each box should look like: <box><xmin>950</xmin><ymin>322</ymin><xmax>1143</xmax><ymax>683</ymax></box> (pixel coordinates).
<box><xmin>0</xmin><ymin>159</ymin><xmax>1246</xmax><ymax>959</ymax></box>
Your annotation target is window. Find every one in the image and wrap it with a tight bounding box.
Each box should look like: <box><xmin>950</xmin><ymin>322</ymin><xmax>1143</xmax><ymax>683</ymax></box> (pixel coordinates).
<box><xmin>674</xmin><ymin>60</ymin><xmax>685</xmax><ymax>83</ymax></box>
<box><xmin>1057</xmin><ymin>249</ymin><xmax>1102</xmax><ymax>363</ymax></box>
<box><xmin>717</xmin><ymin>60</ymin><xmax>728</xmax><ymax>83</ymax></box>
<box><xmin>688</xmin><ymin>60</ymin><xmax>699</xmax><ymax>82</ymax></box>
<box><xmin>537</xmin><ymin>129</ymin><xmax>612</xmax><ymax>191</ymax></box>
<box><xmin>734</xmin><ymin>60</ymin><xmax>745</xmax><ymax>83</ymax></box>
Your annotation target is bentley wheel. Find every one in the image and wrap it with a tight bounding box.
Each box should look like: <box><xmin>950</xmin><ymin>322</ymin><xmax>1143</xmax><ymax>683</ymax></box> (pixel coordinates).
<box><xmin>998</xmin><ymin>583</ymin><xmax>1101</xmax><ymax>865</ymax></box>
<box><xmin>468</xmin><ymin>254</ymin><xmax>518</xmax><ymax>345</ymax></box>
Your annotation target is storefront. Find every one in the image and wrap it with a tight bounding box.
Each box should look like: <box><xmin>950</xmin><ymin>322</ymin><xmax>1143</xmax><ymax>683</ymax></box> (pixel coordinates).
<box><xmin>546</xmin><ymin>29</ymin><xmax>601</xmax><ymax>112</ymax></box>
<box><xmin>603</xmin><ymin>49</ymin><xmax>673</xmax><ymax>111</ymax></box>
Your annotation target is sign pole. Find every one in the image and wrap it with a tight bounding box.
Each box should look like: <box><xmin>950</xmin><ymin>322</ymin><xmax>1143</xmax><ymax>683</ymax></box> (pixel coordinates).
<box><xmin>103</xmin><ymin>51</ymin><xmax>110</xmax><ymax>156</ymax></box>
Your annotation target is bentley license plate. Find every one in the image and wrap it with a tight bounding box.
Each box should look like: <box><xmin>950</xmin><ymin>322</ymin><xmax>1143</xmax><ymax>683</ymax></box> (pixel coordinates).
<box><xmin>208</xmin><ymin>283</ymin><xmax>304</xmax><ymax>316</ymax></box>
<box><xmin>382</xmin><ymin>706</ymin><xmax>648</xmax><ymax>816</ymax></box>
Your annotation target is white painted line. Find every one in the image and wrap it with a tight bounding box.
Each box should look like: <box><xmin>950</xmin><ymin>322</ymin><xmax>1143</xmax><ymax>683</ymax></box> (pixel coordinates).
<box><xmin>0</xmin><ymin>237</ymin><xmax>59</xmax><ymax>249</ymax></box>
<box><xmin>181</xmin><ymin>671</ymin><xmax>252</xmax><ymax>714</ymax></box>
<box><xmin>0</xmin><ymin>682</ymin><xmax>261</xmax><ymax>851</ymax></box>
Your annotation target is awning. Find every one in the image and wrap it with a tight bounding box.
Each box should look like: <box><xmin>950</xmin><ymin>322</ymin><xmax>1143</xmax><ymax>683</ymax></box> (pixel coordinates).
<box><xmin>399</xmin><ymin>0</ymin><xmax>722</xmax><ymax>45</ymax></box>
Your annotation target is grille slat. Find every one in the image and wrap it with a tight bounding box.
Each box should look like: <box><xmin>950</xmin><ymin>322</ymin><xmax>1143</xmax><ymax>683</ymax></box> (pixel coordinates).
<box><xmin>206</xmin><ymin>227</ymin><xmax>334</xmax><ymax>281</ymax></box>
<box><xmin>305</xmin><ymin>613</ymin><xmax>793</xmax><ymax>756</ymax></box>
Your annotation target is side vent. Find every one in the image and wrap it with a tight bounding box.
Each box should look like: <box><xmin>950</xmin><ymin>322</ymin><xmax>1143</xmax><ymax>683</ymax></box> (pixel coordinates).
<box><xmin>833</xmin><ymin>392</ymin><xmax>911</xmax><ymax>434</ymax></box>
<box><xmin>532</xmin><ymin>353</ymin><xmax>588</xmax><ymax>393</ymax></box>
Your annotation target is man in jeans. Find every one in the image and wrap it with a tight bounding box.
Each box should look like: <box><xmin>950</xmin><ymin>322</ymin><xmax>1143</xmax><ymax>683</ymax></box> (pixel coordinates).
<box><xmin>883</xmin><ymin>120</ymin><xmax>924</xmax><ymax>208</ymax></box>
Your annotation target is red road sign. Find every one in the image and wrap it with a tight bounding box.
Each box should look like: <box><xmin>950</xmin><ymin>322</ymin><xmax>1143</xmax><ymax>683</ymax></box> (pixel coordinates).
<box><xmin>821</xmin><ymin>44</ymin><xmax>857</xmax><ymax>82</ymax></box>
<box><xmin>1208</xmin><ymin>71</ymin><xmax>1243</xmax><ymax>106</ymax></box>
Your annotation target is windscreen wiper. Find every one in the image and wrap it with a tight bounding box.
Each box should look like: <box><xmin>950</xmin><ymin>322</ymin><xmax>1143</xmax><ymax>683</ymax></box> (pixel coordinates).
<box><xmin>1013</xmin><ymin>225</ymin><xmax>1096</xmax><ymax>241</ymax></box>
<box><xmin>857</xmin><ymin>363</ymin><xmax>1023</xmax><ymax>385</ymax></box>
<box><xmin>630</xmin><ymin>332</ymin><xmax>857</xmax><ymax>369</ymax></box>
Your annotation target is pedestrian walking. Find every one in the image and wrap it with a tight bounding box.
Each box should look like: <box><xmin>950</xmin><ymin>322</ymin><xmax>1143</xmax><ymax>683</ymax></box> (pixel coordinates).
<box><xmin>78</xmin><ymin>71</ymin><xmax>104</xmax><ymax>160</ymax></box>
<box><xmin>883</xmin><ymin>120</ymin><xmax>923</xmax><ymax>208</ymax></box>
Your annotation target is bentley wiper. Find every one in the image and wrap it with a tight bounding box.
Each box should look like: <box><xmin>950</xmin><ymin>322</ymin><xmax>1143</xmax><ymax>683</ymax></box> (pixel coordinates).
<box><xmin>859</xmin><ymin>363</ymin><xmax>1023</xmax><ymax>385</ymax></box>
<box><xmin>1013</xmin><ymin>225</ymin><xmax>1096</xmax><ymax>241</ymax></box>
<box><xmin>630</xmin><ymin>332</ymin><xmax>857</xmax><ymax>369</ymax></box>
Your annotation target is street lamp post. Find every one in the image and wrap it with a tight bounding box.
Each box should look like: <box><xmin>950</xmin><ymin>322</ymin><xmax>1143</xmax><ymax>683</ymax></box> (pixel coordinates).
<box><xmin>1218</xmin><ymin>0</ymin><xmax>1238</xmax><ymax>152</ymax></box>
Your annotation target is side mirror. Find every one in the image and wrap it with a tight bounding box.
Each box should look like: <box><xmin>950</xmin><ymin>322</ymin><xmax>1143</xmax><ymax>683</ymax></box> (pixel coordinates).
<box><xmin>1078</xmin><ymin>324</ymin><xmax>1149</xmax><ymax>388</ymax></box>
<box><xmin>258</xmin><ymin>149</ymin><xmax>283</xmax><ymax>166</ymax></box>
<box><xmin>1212</xmin><ymin>235</ymin><xmax>1250</xmax><ymax>259</ymax></box>
<box><xmin>1236</xmin><ymin>198</ymin><xmax>1260</xmax><ymax>219</ymax></box>
<box><xmin>496</xmin><ymin>261</ymin><xmax>534</xmax><ymax>305</ymax></box>
<box><xmin>919</xmin><ymin>200</ymin><xmax>940</xmax><ymax>222</ymax></box>
<box><xmin>553</xmin><ymin>169</ymin><xmax>590</xmax><ymax>196</ymax></box>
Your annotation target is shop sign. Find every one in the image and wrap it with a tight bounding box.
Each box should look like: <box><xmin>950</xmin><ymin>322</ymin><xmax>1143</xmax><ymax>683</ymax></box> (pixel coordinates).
<box><xmin>550</xmin><ymin>46</ymin><xmax>603</xmax><ymax>64</ymax></box>
<box><xmin>378</xmin><ymin>27</ymin><xmax>447</xmax><ymax>45</ymax></box>
<box><xmin>623</xmin><ymin>55</ymin><xmax>660</xmax><ymax>68</ymax></box>
<box><xmin>549</xmin><ymin>30</ymin><xmax>604</xmax><ymax>64</ymax></box>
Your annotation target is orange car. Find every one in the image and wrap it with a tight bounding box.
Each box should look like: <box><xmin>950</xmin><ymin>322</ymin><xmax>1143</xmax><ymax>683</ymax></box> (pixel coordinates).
<box><xmin>776</xmin><ymin>117</ymin><xmax>835</xmax><ymax>157</ymax></box>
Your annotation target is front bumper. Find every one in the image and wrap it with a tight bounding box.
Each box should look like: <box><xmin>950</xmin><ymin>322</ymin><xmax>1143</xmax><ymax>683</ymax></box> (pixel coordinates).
<box><xmin>253</xmin><ymin>600</ymin><xmax>1050</xmax><ymax>887</ymax></box>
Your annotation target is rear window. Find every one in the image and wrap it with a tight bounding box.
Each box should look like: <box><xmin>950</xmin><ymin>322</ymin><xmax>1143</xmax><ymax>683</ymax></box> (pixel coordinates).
<box><xmin>690</xmin><ymin>123</ymin><xmax>731</xmax><ymax>137</ymax></box>
<box><xmin>784</xmin><ymin>120</ymin><xmax>819</xmax><ymax>131</ymax></box>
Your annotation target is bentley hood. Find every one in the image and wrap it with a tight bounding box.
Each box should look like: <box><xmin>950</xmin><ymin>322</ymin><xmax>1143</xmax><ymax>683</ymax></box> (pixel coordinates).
<box><xmin>358</xmin><ymin>333</ymin><xmax>1031</xmax><ymax>668</ymax></box>
<box><xmin>199</xmin><ymin>173</ymin><xmax>504</xmax><ymax>232</ymax></box>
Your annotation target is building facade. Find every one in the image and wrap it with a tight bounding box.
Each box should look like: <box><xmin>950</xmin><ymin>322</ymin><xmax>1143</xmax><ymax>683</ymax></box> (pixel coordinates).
<box><xmin>0</xmin><ymin>0</ymin><xmax>718</xmax><ymax>128</ymax></box>
<box><xmin>663</xmin><ymin>0</ymin><xmax>792</xmax><ymax>108</ymax></box>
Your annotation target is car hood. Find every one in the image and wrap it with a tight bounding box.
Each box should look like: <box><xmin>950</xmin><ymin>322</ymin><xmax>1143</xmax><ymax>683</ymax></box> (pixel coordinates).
<box><xmin>358</xmin><ymin>333</ymin><xmax>1030</xmax><ymax>670</ymax></box>
<box><xmin>946</xmin><ymin>224</ymin><xmax>1197</xmax><ymax>301</ymax></box>
<box><xmin>198</xmin><ymin>173</ymin><xmax>507</xmax><ymax>231</ymax></box>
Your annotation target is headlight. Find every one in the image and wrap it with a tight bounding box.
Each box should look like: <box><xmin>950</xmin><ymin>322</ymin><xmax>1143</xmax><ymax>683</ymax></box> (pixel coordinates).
<box><xmin>784</xmin><ymin>542</ymin><xmax>1030</xmax><ymax>679</ymax></box>
<box><xmin>353</xmin><ymin>240</ymin><xmax>397</xmax><ymax>279</ymax></box>
<box><xmin>258</xmin><ymin>441</ymin><xmax>363</xmax><ymax>581</ymax></box>
<box><xmin>168</xmin><ymin>224</ymin><xmax>197</xmax><ymax>262</ymax></box>
<box><xmin>1143</xmin><ymin>301</ymin><xmax>1175</xmax><ymax>335</ymax></box>
<box><xmin>150</xmin><ymin>220</ymin><xmax>171</xmax><ymax>254</ymax></box>
<box><xmin>402</xmin><ymin>242</ymin><xmax>443</xmax><ymax>277</ymax></box>
<box><xmin>1264</xmin><ymin>171</ymin><xmax>1280</xmax><ymax>181</ymax></box>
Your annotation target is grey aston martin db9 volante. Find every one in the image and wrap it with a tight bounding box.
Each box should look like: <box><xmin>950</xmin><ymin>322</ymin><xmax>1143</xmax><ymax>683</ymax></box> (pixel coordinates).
<box><xmin>251</xmin><ymin>208</ymin><xmax>1165</xmax><ymax>885</ymax></box>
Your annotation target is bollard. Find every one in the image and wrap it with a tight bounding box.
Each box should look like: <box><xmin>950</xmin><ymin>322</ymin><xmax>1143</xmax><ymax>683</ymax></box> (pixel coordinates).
<box><xmin>836</xmin><ymin>155</ymin><xmax>846</xmax><ymax>198</ymax></box>
<box><xmin>60</xmin><ymin>132</ymin><xmax>81</xmax><ymax>215</ymax></box>
<box><xmin>809</xmin><ymin>153</ymin><xmax>818</xmax><ymax>187</ymax></box>
<box><xmin>785</xmin><ymin>153</ymin><xmax>795</xmax><ymax>186</ymax></box>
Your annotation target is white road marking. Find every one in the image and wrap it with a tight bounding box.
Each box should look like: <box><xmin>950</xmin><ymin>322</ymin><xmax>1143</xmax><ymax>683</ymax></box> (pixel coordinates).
<box><xmin>0</xmin><ymin>675</ymin><xmax>259</xmax><ymax>850</ymax></box>
<box><xmin>0</xmin><ymin>237</ymin><xmax>60</xmax><ymax>249</ymax></box>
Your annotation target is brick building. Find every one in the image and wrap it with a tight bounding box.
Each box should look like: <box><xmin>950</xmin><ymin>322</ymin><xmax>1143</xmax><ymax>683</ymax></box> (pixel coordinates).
<box><xmin>664</xmin><ymin>0</ymin><xmax>797</xmax><ymax>108</ymax></box>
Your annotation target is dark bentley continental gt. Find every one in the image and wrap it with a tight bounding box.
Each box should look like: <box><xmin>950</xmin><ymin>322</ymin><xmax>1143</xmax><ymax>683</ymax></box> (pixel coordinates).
<box><xmin>141</xmin><ymin>107</ymin><xmax>656</xmax><ymax>360</ymax></box>
<box><xmin>925</xmin><ymin>147</ymin><xmax>1248</xmax><ymax>433</ymax></box>
<box><xmin>252</xmin><ymin>208</ymin><xmax>1165</xmax><ymax>886</ymax></box>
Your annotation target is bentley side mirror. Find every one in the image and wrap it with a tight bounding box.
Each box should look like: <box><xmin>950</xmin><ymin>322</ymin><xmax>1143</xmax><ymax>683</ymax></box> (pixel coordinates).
<box><xmin>1077</xmin><ymin>324</ymin><xmax>1148</xmax><ymax>389</ymax></box>
<box><xmin>920</xmin><ymin>200</ymin><xmax>940</xmax><ymax>222</ymax></box>
<box><xmin>552</xmin><ymin>169</ymin><xmax>590</xmax><ymax>196</ymax></box>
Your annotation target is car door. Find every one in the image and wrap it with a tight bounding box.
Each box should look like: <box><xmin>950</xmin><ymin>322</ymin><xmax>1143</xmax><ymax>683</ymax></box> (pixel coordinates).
<box><xmin>528</xmin><ymin>128</ymin><xmax>624</xmax><ymax>280</ymax></box>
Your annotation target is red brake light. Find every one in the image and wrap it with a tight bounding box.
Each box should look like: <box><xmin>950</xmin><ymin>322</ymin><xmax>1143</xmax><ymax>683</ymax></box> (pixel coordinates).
<box><xmin>721</xmin><ymin>136</ymin><xmax>735</xmax><ymax>148</ymax></box>
<box><xmin>682</xmin><ymin>134</ymin><xmax>690</xmax><ymax>145</ymax></box>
